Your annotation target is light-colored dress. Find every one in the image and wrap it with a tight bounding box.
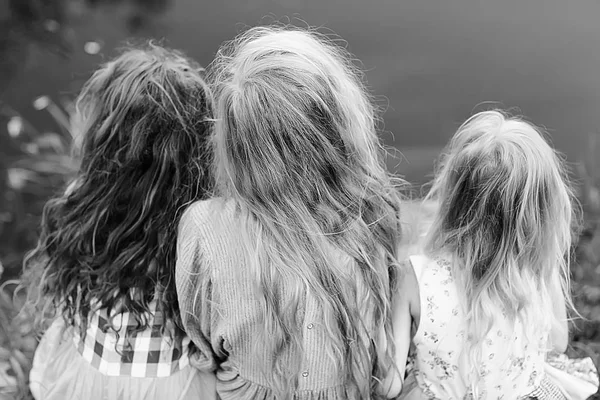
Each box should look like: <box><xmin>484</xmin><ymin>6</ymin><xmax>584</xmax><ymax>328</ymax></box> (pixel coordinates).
<box><xmin>409</xmin><ymin>254</ymin><xmax>552</xmax><ymax>399</ymax></box>
<box><xmin>29</xmin><ymin>300</ymin><xmax>216</xmax><ymax>400</ymax></box>
<box><xmin>175</xmin><ymin>198</ymin><xmax>359</xmax><ymax>399</ymax></box>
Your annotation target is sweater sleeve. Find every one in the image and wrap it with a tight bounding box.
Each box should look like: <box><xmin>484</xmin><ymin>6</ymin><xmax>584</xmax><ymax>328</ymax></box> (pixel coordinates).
<box><xmin>176</xmin><ymin>201</ymin><xmax>217</xmax><ymax>372</ymax></box>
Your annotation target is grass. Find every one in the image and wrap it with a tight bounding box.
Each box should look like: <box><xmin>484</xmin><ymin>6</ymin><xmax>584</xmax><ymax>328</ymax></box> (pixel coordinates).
<box><xmin>0</xmin><ymin>101</ymin><xmax>599</xmax><ymax>398</ymax></box>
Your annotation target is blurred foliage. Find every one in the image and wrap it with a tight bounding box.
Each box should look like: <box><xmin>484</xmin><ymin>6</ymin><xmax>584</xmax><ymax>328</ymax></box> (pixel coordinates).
<box><xmin>571</xmin><ymin>134</ymin><xmax>600</xmax><ymax>361</ymax></box>
<box><xmin>0</xmin><ymin>276</ymin><xmax>34</xmax><ymax>400</ymax></box>
<box><xmin>0</xmin><ymin>95</ymin><xmax>75</xmax><ymax>399</ymax></box>
<box><xmin>0</xmin><ymin>98</ymin><xmax>76</xmax><ymax>282</ymax></box>
<box><xmin>0</xmin><ymin>0</ymin><xmax>172</xmax><ymax>92</ymax></box>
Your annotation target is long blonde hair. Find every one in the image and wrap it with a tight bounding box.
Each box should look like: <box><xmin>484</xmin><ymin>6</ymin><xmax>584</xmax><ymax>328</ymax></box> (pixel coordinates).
<box><xmin>209</xmin><ymin>26</ymin><xmax>403</xmax><ymax>398</ymax></box>
<box><xmin>424</xmin><ymin>110</ymin><xmax>576</xmax><ymax>392</ymax></box>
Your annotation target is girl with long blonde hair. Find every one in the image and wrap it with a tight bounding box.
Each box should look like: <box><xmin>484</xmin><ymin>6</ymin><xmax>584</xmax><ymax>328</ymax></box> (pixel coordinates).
<box><xmin>388</xmin><ymin>110</ymin><xmax>577</xmax><ymax>399</ymax></box>
<box><xmin>176</xmin><ymin>26</ymin><xmax>403</xmax><ymax>399</ymax></box>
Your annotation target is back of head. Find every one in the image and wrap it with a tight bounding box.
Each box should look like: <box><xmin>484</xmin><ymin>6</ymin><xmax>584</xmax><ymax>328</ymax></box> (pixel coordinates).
<box><xmin>210</xmin><ymin>26</ymin><xmax>384</xmax><ymax>196</ymax></box>
<box><xmin>425</xmin><ymin>110</ymin><xmax>575</xmax><ymax>385</ymax></box>
<box><xmin>210</xmin><ymin>26</ymin><xmax>402</xmax><ymax>397</ymax></box>
<box><xmin>25</xmin><ymin>43</ymin><xmax>214</xmax><ymax>334</ymax></box>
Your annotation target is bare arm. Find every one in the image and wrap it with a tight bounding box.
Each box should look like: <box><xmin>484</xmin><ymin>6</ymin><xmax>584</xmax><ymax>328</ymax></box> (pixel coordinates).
<box><xmin>549</xmin><ymin>271</ymin><xmax>568</xmax><ymax>353</ymax></box>
<box><xmin>378</xmin><ymin>262</ymin><xmax>418</xmax><ymax>398</ymax></box>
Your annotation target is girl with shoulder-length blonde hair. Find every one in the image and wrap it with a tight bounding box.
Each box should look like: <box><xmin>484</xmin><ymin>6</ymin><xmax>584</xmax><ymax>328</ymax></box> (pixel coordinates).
<box><xmin>176</xmin><ymin>25</ymin><xmax>404</xmax><ymax>399</ymax></box>
<box><xmin>388</xmin><ymin>110</ymin><xmax>581</xmax><ymax>399</ymax></box>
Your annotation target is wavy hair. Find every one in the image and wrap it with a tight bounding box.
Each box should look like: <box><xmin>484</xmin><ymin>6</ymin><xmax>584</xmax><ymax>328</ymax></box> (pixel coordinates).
<box><xmin>209</xmin><ymin>26</ymin><xmax>403</xmax><ymax>398</ymax></box>
<box><xmin>424</xmin><ymin>110</ymin><xmax>576</xmax><ymax>394</ymax></box>
<box><xmin>23</xmin><ymin>43</ymin><xmax>214</xmax><ymax>336</ymax></box>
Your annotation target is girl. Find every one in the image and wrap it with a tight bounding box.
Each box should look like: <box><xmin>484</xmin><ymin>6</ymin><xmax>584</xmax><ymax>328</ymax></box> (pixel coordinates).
<box><xmin>388</xmin><ymin>110</ymin><xmax>577</xmax><ymax>399</ymax></box>
<box><xmin>24</xmin><ymin>44</ymin><xmax>216</xmax><ymax>400</ymax></box>
<box><xmin>175</xmin><ymin>26</ymin><xmax>404</xmax><ymax>399</ymax></box>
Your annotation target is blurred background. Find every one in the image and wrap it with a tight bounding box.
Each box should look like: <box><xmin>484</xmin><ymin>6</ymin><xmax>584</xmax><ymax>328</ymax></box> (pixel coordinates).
<box><xmin>1</xmin><ymin>0</ymin><xmax>600</xmax><ymax>398</ymax></box>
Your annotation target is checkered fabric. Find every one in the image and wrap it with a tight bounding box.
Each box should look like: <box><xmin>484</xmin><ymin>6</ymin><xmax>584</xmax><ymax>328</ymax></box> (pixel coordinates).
<box><xmin>72</xmin><ymin>301</ymin><xmax>191</xmax><ymax>378</ymax></box>
<box><xmin>525</xmin><ymin>375</ymin><xmax>567</xmax><ymax>400</ymax></box>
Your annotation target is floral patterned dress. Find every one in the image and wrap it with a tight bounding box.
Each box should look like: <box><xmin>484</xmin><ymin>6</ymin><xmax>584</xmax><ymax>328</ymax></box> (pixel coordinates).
<box><xmin>409</xmin><ymin>254</ymin><xmax>551</xmax><ymax>399</ymax></box>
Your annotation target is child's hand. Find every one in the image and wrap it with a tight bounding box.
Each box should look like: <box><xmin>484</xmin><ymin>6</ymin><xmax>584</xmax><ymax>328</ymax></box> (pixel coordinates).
<box><xmin>375</xmin><ymin>325</ymin><xmax>404</xmax><ymax>398</ymax></box>
<box><xmin>376</xmin><ymin>368</ymin><xmax>404</xmax><ymax>399</ymax></box>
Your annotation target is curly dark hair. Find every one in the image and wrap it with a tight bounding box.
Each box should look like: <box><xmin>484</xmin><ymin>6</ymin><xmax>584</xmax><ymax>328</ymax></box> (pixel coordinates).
<box><xmin>23</xmin><ymin>43</ymin><xmax>213</xmax><ymax>336</ymax></box>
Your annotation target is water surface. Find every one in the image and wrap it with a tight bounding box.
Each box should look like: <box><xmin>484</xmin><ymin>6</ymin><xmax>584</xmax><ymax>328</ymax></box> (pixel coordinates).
<box><xmin>4</xmin><ymin>0</ymin><xmax>600</xmax><ymax>184</ymax></box>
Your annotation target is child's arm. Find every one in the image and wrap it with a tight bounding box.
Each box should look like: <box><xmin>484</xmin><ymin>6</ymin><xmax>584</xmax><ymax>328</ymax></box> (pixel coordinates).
<box><xmin>378</xmin><ymin>262</ymin><xmax>418</xmax><ymax>398</ymax></box>
<box><xmin>175</xmin><ymin>202</ymin><xmax>218</xmax><ymax>372</ymax></box>
<box><xmin>549</xmin><ymin>271</ymin><xmax>568</xmax><ymax>353</ymax></box>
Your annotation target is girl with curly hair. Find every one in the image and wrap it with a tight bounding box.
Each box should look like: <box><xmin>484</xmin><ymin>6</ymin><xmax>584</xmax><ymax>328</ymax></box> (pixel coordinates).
<box><xmin>25</xmin><ymin>43</ymin><xmax>216</xmax><ymax>400</ymax></box>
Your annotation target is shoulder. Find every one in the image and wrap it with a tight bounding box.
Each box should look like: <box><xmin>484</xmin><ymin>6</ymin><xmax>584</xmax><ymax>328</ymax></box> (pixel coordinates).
<box><xmin>181</xmin><ymin>198</ymin><xmax>230</xmax><ymax>224</ymax></box>
<box><xmin>398</xmin><ymin>258</ymin><xmax>420</xmax><ymax>303</ymax></box>
<box><xmin>406</xmin><ymin>254</ymin><xmax>434</xmax><ymax>278</ymax></box>
<box><xmin>179</xmin><ymin>198</ymin><xmax>234</xmax><ymax>235</ymax></box>
<box><xmin>401</xmin><ymin>254</ymin><xmax>444</xmax><ymax>306</ymax></box>
<box><xmin>177</xmin><ymin>199</ymin><xmax>226</xmax><ymax>266</ymax></box>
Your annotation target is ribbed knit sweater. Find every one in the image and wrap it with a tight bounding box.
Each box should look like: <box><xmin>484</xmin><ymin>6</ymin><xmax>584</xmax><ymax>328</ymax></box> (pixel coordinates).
<box><xmin>175</xmin><ymin>198</ymin><xmax>352</xmax><ymax>399</ymax></box>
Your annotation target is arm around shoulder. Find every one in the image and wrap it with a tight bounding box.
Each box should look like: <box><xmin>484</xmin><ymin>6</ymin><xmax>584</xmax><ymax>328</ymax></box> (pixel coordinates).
<box><xmin>176</xmin><ymin>201</ymin><xmax>212</xmax><ymax>306</ymax></box>
<box><xmin>175</xmin><ymin>200</ymin><xmax>217</xmax><ymax>371</ymax></box>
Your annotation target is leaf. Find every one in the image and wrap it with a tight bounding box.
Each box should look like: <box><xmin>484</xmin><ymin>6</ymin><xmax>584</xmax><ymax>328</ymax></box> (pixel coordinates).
<box><xmin>6</xmin><ymin>117</ymin><xmax>23</xmax><ymax>138</ymax></box>
<box><xmin>43</xmin><ymin>19</ymin><xmax>60</xmax><ymax>33</ymax></box>
<box><xmin>583</xmin><ymin>286</ymin><xmax>600</xmax><ymax>304</ymax></box>
<box><xmin>32</xmin><ymin>96</ymin><xmax>50</xmax><ymax>111</ymax></box>
<box><xmin>34</xmin><ymin>132</ymin><xmax>66</xmax><ymax>153</ymax></box>
<box><xmin>6</xmin><ymin>169</ymin><xmax>35</xmax><ymax>190</ymax></box>
<box><xmin>84</xmin><ymin>41</ymin><xmax>102</xmax><ymax>55</ymax></box>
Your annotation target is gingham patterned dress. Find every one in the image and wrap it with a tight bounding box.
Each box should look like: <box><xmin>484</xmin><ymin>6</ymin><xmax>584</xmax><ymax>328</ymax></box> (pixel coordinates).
<box><xmin>29</xmin><ymin>298</ymin><xmax>217</xmax><ymax>400</ymax></box>
<box><xmin>72</xmin><ymin>301</ymin><xmax>191</xmax><ymax>378</ymax></box>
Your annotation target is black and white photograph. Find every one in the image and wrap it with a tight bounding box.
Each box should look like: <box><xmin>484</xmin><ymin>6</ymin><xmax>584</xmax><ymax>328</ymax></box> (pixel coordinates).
<box><xmin>1</xmin><ymin>0</ymin><xmax>599</xmax><ymax>399</ymax></box>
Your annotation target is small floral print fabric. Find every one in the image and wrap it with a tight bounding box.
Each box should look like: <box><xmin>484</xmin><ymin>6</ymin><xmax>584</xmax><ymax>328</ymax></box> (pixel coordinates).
<box><xmin>409</xmin><ymin>255</ymin><xmax>548</xmax><ymax>399</ymax></box>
